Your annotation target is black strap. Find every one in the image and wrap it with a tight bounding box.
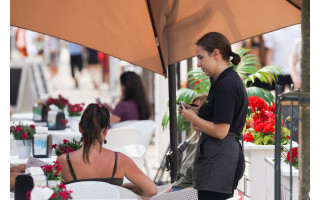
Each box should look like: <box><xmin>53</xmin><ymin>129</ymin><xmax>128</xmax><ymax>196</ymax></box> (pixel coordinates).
<box><xmin>66</xmin><ymin>153</ymin><xmax>77</xmax><ymax>181</ymax></box>
<box><xmin>112</xmin><ymin>152</ymin><xmax>118</xmax><ymax>178</ymax></box>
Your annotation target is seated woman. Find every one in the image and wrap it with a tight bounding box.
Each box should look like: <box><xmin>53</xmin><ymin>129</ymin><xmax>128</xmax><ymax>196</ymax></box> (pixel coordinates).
<box><xmin>102</xmin><ymin>71</ymin><xmax>151</xmax><ymax>124</ymax></box>
<box><xmin>57</xmin><ymin>103</ymin><xmax>157</xmax><ymax>198</ymax></box>
<box><xmin>163</xmin><ymin>94</ymin><xmax>208</xmax><ymax>193</ymax></box>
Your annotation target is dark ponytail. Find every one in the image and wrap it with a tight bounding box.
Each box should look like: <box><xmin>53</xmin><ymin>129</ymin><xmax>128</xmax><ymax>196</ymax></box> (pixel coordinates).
<box><xmin>196</xmin><ymin>32</ymin><xmax>241</xmax><ymax>66</ymax></box>
<box><xmin>230</xmin><ymin>51</ymin><xmax>241</xmax><ymax>65</ymax></box>
<box><xmin>79</xmin><ymin>103</ymin><xmax>110</xmax><ymax>163</ymax></box>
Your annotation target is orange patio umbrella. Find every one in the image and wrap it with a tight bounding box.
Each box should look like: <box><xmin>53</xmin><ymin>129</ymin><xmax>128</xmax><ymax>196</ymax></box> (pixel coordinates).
<box><xmin>11</xmin><ymin>0</ymin><xmax>300</xmax><ymax>77</ymax></box>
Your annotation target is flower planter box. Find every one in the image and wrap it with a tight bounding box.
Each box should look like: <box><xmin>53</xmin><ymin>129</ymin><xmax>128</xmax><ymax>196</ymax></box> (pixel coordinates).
<box><xmin>237</xmin><ymin>142</ymin><xmax>298</xmax><ymax>200</ymax></box>
<box><xmin>264</xmin><ymin>157</ymin><xmax>299</xmax><ymax>200</ymax></box>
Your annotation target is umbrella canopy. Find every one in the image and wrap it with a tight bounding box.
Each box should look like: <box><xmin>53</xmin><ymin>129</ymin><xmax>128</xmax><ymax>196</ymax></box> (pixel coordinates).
<box><xmin>11</xmin><ymin>0</ymin><xmax>300</xmax><ymax>77</ymax></box>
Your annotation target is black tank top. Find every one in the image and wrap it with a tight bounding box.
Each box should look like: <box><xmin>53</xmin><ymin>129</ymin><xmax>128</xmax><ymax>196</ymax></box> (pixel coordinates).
<box><xmin>65</xmin><ymin>151</ymin><xmax>123</xmax><ymax>186</ymax></box>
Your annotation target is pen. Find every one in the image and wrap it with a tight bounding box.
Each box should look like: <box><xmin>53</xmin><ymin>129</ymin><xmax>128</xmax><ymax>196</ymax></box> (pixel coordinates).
<box><xmin>176</xmin><ymin>103</ymin><xmax>199</xmax><ymax>107</ymax></box>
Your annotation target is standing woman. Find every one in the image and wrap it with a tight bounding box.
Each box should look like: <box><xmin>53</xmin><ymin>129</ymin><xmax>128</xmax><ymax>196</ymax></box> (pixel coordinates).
<box><xmin>179</xmin><ymin>32</ymin><xmax>248</xmax><ymax>199</ymax></box>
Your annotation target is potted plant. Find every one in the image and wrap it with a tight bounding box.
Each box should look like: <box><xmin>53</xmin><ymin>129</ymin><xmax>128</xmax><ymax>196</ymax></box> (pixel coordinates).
<box><xmin>27</xmin><ymin>183</ymin><xmax>73</xmax><ymax>200</ymax></box>
<box><xmin>46</xmin><ymin>95</ymin><xmax>69</xmax><ymax>111</ymax></box>
<box><xmin>67</xmin><ymin>103</ymin><xmax>85</xmax><ymax>132</ymax></box>
<box><xmin>243</xmin><ymin>95</ymin><xmax>290</xmax><ymax>145</ymax></box>
<box><xmin>41</xmin><ymin>161</ymin><xmax>63</xmax><ymax>187</ymax></box>
<box><xmin>51</xmin><ymin>138</ymin><xmax>82</xmax><ymax>157</ymax></box>
<box><xmin>10</xmin><ymin>123</ymin><xmax>36</xmax><ymax>158</ymax></box>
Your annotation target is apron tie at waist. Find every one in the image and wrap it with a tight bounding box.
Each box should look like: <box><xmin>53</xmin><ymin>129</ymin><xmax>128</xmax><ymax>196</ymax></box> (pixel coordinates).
<box><xmin>227</xmin><ymin>132</ymin><xmax>244</xmax><ymax>155</ymax></box>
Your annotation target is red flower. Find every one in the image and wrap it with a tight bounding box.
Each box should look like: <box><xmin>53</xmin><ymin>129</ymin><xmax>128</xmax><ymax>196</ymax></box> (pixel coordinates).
<box><xmin>60</xmin><ymin>119</ymin><xmax>67</xmax><ymax>125</ymax></box>
<box><xmin>21</xmin><ymin>133</ymin><xmax>28</xmax><ymax>140</ymax></box>
<box><xmin>26</xmin><ymin>190</ymin><xmax>32</xmax><ymax>200</ymax></box>
<box><xmin>244</xmin><ymin>133</ymin><xmax>254</xmax><ymax>142</ymax></box>
<box><xmin>51</xmin><ymin>144</ymin><xmax>58</xmax><ymax>149</ymax></box>
<box><xmin>63</xmin><ymin>139</ymin><xmax>69</xmax><ymax>143</ymax></box>
<box><xmin>58</xmin><ymin>183</ymin><xmax>66</xmax><ymax>190</ymax></box>
<box><xmin>29</xmin><ymin>124</ymin><xmax>35</xmax><ymax>130</ymax></box>
<box><xmin>68</xmin><ymin>146</ymin><xmax>74</xmax><ymax>152</ymax></box>
<box><xmin>286</xmin><ymin>147</ymin><xmax>298</xmax><ymax>163</ymax></box>
<box><xmin>59</xmin><ymin>190</ymin><xmax>70</xmax><ymax>200</ymax></box>
<box><xmin>71</xmin><ymin>107</ymin><xmax>77</xmax><ymax>113</ymax></box>
<box><xmin>45</xmin><ymin>165</ymin><xmax>53</xmax><ymax>172</ymax></box>
<box><xmin>16</xmin><ymin>125</ymin><xmax>22</xmax><ymax>132</ymax></box>
<box><xmin>50</xmin><ymin>192</ymin><xmax>56</xmax><ymax>199</ymax></box>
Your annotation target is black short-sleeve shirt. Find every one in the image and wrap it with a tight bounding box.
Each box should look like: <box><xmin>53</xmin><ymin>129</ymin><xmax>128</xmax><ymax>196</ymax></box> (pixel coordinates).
<box><xmin>198</xmin><ymin>67</ymin><xmax>248</xmax><ymax>135</ymax></box>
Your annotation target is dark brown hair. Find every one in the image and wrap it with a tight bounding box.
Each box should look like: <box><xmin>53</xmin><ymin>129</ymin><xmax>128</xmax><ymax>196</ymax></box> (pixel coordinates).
<box><xmin>120</xmin><ymin>71</ymin><xmax>151</xmax><ymax>120</ymax></box>
<box><xmin>196</xmin><ymin>32</ymin><xmax>241</xmax><ymax>65</ymax></box>
<box><xmin>79</xmin><ymin>103</ymin><xmax>110</xmax><ymax>163</ymax></box>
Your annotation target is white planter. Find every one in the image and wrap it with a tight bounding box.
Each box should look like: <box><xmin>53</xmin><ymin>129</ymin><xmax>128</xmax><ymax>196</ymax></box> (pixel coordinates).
<box><xmin>69</xmin><ymin>116</ymin><xmax>81</xmax><ymax>132</ymax></box>
<box><xmin>48</xmin><ymin>180</ymin><xmax>61</xmax><ymax>188</ymax></box>
<box><xmin>265</xmin><ymin>157</ymin><xmax>299</xmax><ymax>200</ymax></box>
<box><xmin>237</xmin><ymin>142</ymin><xmax>298</xmax><ymax>200</ymax></box>
<box><xmin>16</xmin><ymin>140</ymin><xmax>32</xmax><ymax>158</ymax></box>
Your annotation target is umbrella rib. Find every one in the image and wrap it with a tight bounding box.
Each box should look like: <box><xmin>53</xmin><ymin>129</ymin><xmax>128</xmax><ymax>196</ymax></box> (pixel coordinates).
<box><xmin>146</xmin><ymin>0</ymin><xmax>167</xmax><ymax>76</ymax></box>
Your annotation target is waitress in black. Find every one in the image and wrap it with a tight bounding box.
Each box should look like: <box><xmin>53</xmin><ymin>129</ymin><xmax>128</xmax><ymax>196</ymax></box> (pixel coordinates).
<box><xmin>179</xmin><ymin>32</ymin><xmax>248</xmax><ymax>200</ymax></box>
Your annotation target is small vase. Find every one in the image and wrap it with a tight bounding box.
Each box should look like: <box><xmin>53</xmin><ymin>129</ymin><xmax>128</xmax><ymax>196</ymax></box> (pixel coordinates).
<box><xmin>48</xmin><ymin>180</ymin><xmax>61</xmax><ymax>188</ymax></box>
<box><xmin>16</xmin><ymin>140</ymin><xmax>32</xmax><ymax>158</ymax></box>
<box><xmin>69</xmin><ymin>116</ymin><xmax>81</xmax><ymax>132</ymax></box>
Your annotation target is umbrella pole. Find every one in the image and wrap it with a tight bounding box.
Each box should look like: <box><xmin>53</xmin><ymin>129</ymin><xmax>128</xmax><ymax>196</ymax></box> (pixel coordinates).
<box><xmin>168</xmin><ymin>63</ymin><xmax>179</xmax><ymax>182</ymax></box>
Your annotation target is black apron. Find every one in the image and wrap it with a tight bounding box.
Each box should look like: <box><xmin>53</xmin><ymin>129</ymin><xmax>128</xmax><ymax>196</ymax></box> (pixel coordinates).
<box><xmin>193</xmin><ymin>132</ymin><xmax>245</xmax><ymax>194</ymax></box>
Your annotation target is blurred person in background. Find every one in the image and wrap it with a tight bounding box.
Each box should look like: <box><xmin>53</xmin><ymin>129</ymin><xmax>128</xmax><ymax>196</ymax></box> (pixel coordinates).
<box><xmin>101</xmin><ymin>71</ymin><xmax>151</xmax><ymax>124</ymax></box>
<box><xmin>15</xmin><ymin>28</ymin><xmax>28</xmax><ymax>57</ymax></box>
<box><xmin>263</xmin><ymin>24</ymin><xmax>301</xmax><ymax>92</ymax></box>
<box><xmin>44</xmin><ymin>35</ymin><xmax>61</xmax><ymax>82</ymax></box>
<box><xmin>68</xmin><ymin>42</ymin><xmax>83</xmax><ymax>88</ymax></box>
<box><xmin>25</xmin><ymin>30</ymin><xmax>44</xmax><ymax>58</ymax></box>
<box><xmin>289</xmin><ymin>38</ymin><xmax>302</xmax><ymax>90</ymax></box>
<box><xmin>86</xmin><ymin>47</ymin><xmax>103</xmax><ymax>90</ymax></box>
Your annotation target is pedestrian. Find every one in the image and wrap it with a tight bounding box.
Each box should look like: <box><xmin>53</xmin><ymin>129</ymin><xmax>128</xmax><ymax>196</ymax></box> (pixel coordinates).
<box><xmin>68</xmin><ymin>42</ymin><xmax>83</xmax><ymax>88</ymax></box>
<box><xmin>179</xmin><ymin>32</ymin><xmax>248</xmax><ymax>200</ymax></box>
<box><xmin>264</xmin><ymin>24</ymin><xmax>301</xmax><ymax>91</ymax></box>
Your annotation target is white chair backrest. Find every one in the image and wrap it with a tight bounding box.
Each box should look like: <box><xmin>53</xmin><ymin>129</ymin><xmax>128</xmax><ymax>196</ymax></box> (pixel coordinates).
<box><xmin>111</xmin><ymin>120</ymin><xmax>138</xmax><ymax>129</ymax></box>
<box><xmin>150</xmin><ymin>187</ymin><xmax>198</xmax><ymax>200</ymax></box>
<box><xmin>117</xmin><ymin>120</ymin><xmax>156</xmax><ymax>149</ymax></box>
<box><xmin>114</xmin><ymin>145</ymin><xmax>146</xmax><ymax>158</ymax></box>
<box><xmin>66</xmin><ymin>181</ymin><xmax>120</xmax><ymax>199</ymax></box>
<box><xmin>103</xmin><ymin>128</ymin><xmax>141</xmax><ymax>150</ymax></box>
<box><xmin>115</xmin><ymin>185</ymin><xmax>142</xmax><ymax>200</ymax></box>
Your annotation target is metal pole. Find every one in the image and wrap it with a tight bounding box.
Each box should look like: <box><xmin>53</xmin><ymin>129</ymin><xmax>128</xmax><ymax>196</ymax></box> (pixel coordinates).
<box><xmin>168</xmin><ymin>63</ymin><xmax>178</xmax><ymax>182</ymax></box>
<box><xmin>289</xmin><ymin>85</ymin><xmax>294</xmax><ymax>200</ymax></box>
<box><xmin>275</xmin><ymin>85</ymin><xmax>282</xmax><ymax>200</ymax></box>
<box><xmin>176</xmin><ymin>62</ymin><xmax>181</xmax><ymax>90</ymax></box>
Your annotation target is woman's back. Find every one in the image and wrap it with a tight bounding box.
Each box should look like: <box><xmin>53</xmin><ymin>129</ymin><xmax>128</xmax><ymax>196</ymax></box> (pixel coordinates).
<box><xmin>58</xmin><ymin>148</ymin><xmax>124</xmax><ymax>185</ymax></box>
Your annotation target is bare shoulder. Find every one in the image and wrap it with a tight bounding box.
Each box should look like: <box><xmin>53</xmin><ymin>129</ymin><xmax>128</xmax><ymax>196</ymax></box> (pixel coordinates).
<box><xmin>57</xmin><ymin>154</ymin><xmax>66</xmax><ymax>165</ymax></box>
<box><xmin>115</xmin><ymin>152</ymin><xmax>134</xmax><ymax>165</ymax></box>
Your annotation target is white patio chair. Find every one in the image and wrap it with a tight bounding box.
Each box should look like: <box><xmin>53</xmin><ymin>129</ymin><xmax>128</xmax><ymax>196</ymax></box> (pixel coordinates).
<box><xmin>111</xmin><ymin>120</ymin><xmax>138</xmax><ymax>129</ymax></box>
<box><xmin>150</xmin><ymin>187</ymin><xmax>198</xmax><ymax>200</ymax></box>
<box><xmin>116</xmin><ymin>120</ymin><xmax>156</xmax><ymax>176</ymax></box>
<box><xmin>114</xmin><ymin>144</ymin><xmax>146</xmax><ymax>158</ymax></box>
<box><xmin>65</xmin><ymin>181</ymin><xmax>120</xmax><ymax>199</ymax></box>
<box><xmin>156</xmin><ymin>184</ymin><xmax>172</xmax><ymax>194</ymax></box>
<box><xmin>103</xmin><ymin>128</ymin><xmax>141</xmax><ymax>150</ymax></box>
<box><xmin>115</xmin><ymin>185</ymin><xmax>142</xmax><ymax>200</ymax></box>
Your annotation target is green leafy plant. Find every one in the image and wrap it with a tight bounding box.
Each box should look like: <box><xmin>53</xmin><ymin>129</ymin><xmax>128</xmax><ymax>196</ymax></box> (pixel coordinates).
<box><xmin>162</xmin><ymin>47</ymin><xmax>283</xmax><ymax>134</ymax></box>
